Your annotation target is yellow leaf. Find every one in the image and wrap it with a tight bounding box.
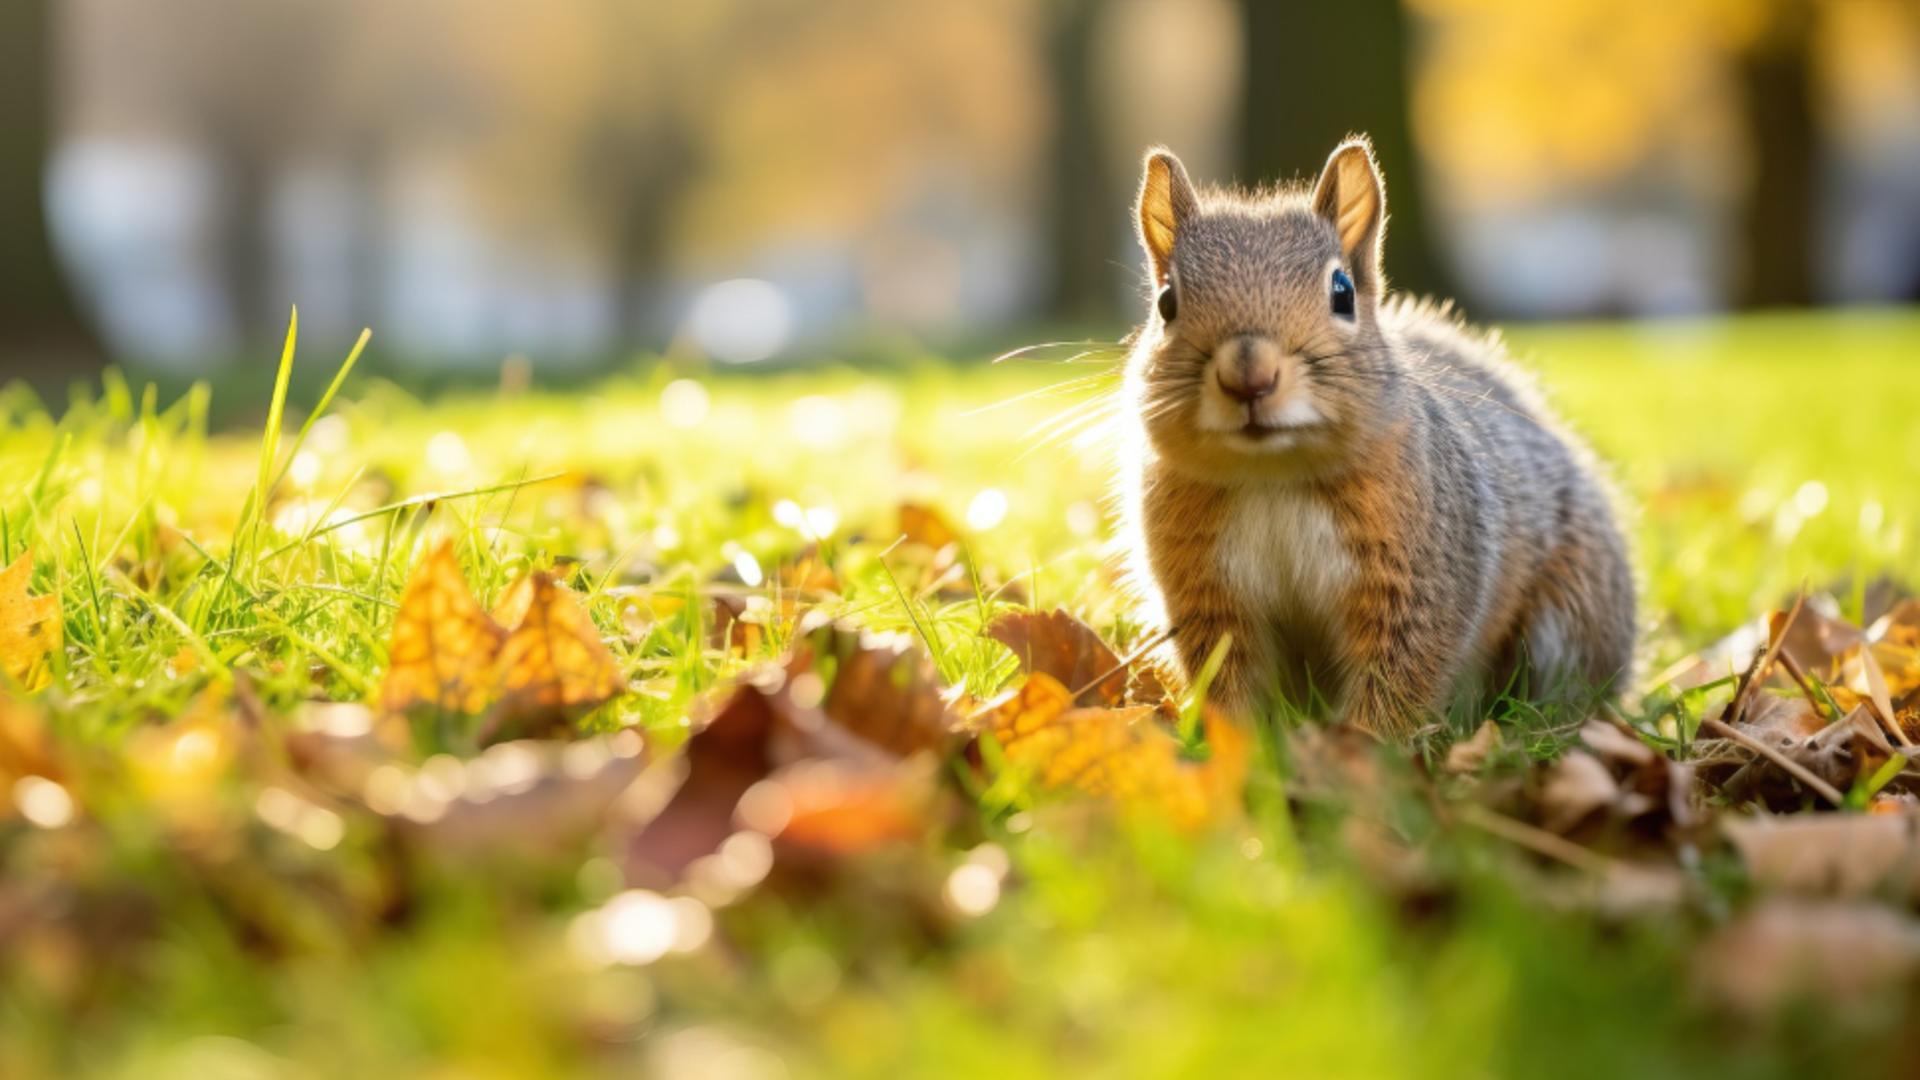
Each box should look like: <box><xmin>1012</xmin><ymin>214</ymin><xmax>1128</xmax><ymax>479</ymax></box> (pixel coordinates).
<box><xmin>379</xmin><ymin>541</ymin><xmax>504</xmax><ymax>715</ymax></box>
<box><xmin>0</xmin><ymin>550</ymin><xmax>60</xmax><ymax>690</ymax></box>
<box><xmin>494</xmin><ymin>570</ymin><xmax>626</xmax><ymax>719</ymax></box>
<box><xmin>984</xmin><ymin>672</ymin><xmax>1247</xmax><ymax>829</ymax></box>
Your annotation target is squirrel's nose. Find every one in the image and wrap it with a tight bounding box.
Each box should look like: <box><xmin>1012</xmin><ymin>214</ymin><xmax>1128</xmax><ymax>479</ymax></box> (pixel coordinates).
<box><xmin>1214</xmin><ymin>334</ymin><xmax>1280</xmax><ymax>403</ymax></box>
<box><xmin>1217</xmin><ymin>366</ymin><xmax>1276</xmax><ymax>403</ymax></box>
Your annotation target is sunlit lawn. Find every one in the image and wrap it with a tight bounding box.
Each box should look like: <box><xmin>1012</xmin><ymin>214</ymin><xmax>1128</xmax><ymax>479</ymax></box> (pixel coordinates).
<box><xmin>2</xmin><ymin>309</ymin><xmax>1918</xmax><ymax>1077</ymax></box>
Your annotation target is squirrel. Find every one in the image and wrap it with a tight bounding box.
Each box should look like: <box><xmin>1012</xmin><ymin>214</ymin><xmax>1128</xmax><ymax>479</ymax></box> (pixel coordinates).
<box><xmin>1117</xmin><ymin>135</ymin><xmax>1636</xmax><ymax>740</ymax></box>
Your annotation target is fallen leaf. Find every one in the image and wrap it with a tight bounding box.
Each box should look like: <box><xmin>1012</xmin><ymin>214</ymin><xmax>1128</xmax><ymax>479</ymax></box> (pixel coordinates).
<box><xmin>0</xmin><ymin>550</ymin><xmax>60</xmax><ymax>690</ymax></box>
<box><xmin>627</xmin><ymin>648</ymin><xmax>955</xmax><ymax>888</ymax></box>
<box><xmin>1695</xmin><ymin>899</ymin><xmax>1920</xmax><ymax>1016</ymax></box>
<box><xmin>397</xmin><ymin>738</ymin><xmax>651</xmax><ymax>860</ymax></box>
<box><xmin>898</xmin><ymin>502</ymin><xmax>959</xmax><ymax>551</ymax></box>
<box><xmin>983</xmin><ymin>671</ymin><xmax>1247</xmax><ymax>828</ymax></box>
<box><xmin>794</xmin><ymin>623</ymin><xmax>959</xmax><ymax>757</ymax></box>
<box><xmin>380</xmin><ymin>541</ymin><xmax>504</xmax><ymax>716</ymax></box>
<box><xmin>1775</xmin><ymin>602</ymin><xmax>1865</xmax><ymax>681</ymax></box>
<box><xmin>1724</xmin><ymin>811</ymin><xmax>1920</xmax><ymax>899</ymax></box>
<box><xmin>491</xmin><ymin>570</ymin><xmax>627</xmax><ymax>734</ymax></box>
<box><xmin>989</xmin><ymin>608</ymin><xmax>1128</xmax><ymax>705</ymax></box>
<box><xmin>626</xmin><ymin>684</ymin><xmax>785</xmax><ymax>885</ymax></box>
<box><xmin>746</xmin><ymin>756</ymin><xmax>938</xmax><ymax>859</ymax></box>
<box><xmin>1710</xmin><ymin>694</ymin><xmax>1858</xmax><ymax>807</ymax></box>
<box><xmin>1858</xmin><ymin>645</ymin><xmax>1898</xmax><ymax>733</ymax></box>
<box><xmin>1445</xmin><ymin>720</ymin><xmax>1502</xmax><ymax>774</ymax></box>
<box><xmin>1537</xmin><ymin>751</ymin><xmax>1619</xmax><ymax>834</ymax></box>
<box><xmin>1731</xmin><ymin>691</ymin><xmax>1827</xmax><ymax>745</ymax></box>
<box><xmin>1577</xmin><ymin>719</ymin><xmax>1657</xmax><ymax>769</ymax></box>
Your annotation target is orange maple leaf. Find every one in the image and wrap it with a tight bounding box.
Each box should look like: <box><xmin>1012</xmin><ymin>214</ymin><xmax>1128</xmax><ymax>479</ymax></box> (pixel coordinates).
<box><xmin>493</xmin><ymin>570</ymin><xmax>627</xmax><ymax>720</ymax></box>
<box><xmin>983</xmin><ymin>671</ymin><xmax>1248</xmax><ymax>828</ymax></box>
<box><xmin>379</xmin><ymin>541</ymin><xmax>504</xmax><ymax>715</ymax></box>
<box><xmin>0</xmin><ymin>550</ymin><xmax>60</xmax><ymax>690</ymax></box>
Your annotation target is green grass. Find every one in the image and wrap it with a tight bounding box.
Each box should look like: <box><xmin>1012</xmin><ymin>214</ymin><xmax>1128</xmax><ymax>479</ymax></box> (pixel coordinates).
<box><xmin>1</xmin><ymin>309</ymin><xmax>1918</xmax><ymax>1077</ymax></box>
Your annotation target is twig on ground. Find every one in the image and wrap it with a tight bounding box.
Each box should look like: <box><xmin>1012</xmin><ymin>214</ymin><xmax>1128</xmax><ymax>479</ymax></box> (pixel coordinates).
<box><xmin>1727</xmin><ymin>594</ymin><xmax>1806</xmax><ymax>729</ymax></box>
<box><xmin>1698</xmin><ymin>714</ymin><xmax>1845</xmax><ymax>807</ymax></box>
<box><xmin>1069</xmin><ymin>625</ymin><xmax>1173</xmax><ymax>705</ymax></box>
<box><xmin>1774</xmin><ymin>650</ymin><xmax>1825</xmax><ymax>714</ymax></box>
<box><xmin>1455</xmin><ymin>804</ymin><xmax>1621</xmax><ymax>877</ymax></box>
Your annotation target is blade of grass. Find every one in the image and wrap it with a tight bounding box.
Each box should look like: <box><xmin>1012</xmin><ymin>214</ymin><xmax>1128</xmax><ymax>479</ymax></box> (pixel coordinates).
<box><xmin>263</xmin><ymin>472</ymin><xmax>565</xmax><ymax>560</ymax></box>
<box><xmin>247</xmin><ymin>307</ymin><xmax>302</xmax><ymax>573</ymax></box>
<box><xmin>268</xmin><ymin>327</ymin><xmax>371</xmax><ymax>494</ymax></box>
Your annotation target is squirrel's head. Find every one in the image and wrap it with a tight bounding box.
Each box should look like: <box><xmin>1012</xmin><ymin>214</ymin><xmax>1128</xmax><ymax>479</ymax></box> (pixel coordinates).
<box><xmin>1127</xmin><ymin>135</ymin><xmax>1398</xmax><ymax>480</ymax></box>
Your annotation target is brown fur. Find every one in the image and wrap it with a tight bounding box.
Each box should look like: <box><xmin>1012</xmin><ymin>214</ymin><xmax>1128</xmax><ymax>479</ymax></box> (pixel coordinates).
<box><xmin>1118</xmin><ymin>137</ymin><xmax>1636</xmax><ymax>739</ymax></box>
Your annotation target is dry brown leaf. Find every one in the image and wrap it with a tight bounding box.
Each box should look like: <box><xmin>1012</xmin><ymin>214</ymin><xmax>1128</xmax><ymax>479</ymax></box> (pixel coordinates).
<box><xmin>492</xmin><ymin>571</ymin><xmax>627</xmax><ymax>729</ymax></box>
<box><xmin>988</xmin><ymin>608</ymin><xmax>1128</xmax><ymax>705</ymax></box>
<box><xmin>984</xmin><ymin>671</ymin><xmax>1247</xmax><ymax>828</ymax></box>
<box><xmin>627</xmin><ymin>683</ymin><xmax>785</xmax><ymax>885</ymax></box>
<box><xmin>1724</xmin><ymin>811</ymin><xmax>1920</xmax><ymax>899</ymax></box>
<box><xmin>1695</xmin><ymin>899</ymin><xmax>1920</xmax><ymax>1016</ymax></box>
<box><xmin>1577</xmin><ymin>719</ymin><xmax>1657</xmax><ymax>768</ymax></box>
<box><xmin>1733</xmin><ymin>690</ymin><xmax>1827</xmax><ymax>744</ymax></box>
<box><xmin>1776</xmin><ymin>603</ymin><xmax>1865</xmax><ymax>681</ymax></box>
<box><xmin>1445</xmin><ymin>720</ymin><xmax>1502</xmax><ymax>774</ymax></box>
<box><xmin>1537</xmin><ymin>751</ymin><xmax>1619</xmax><ymax>834</ymax></box>
<box><xmin>628</xmin><ymin>642</ymin><xmax>956</xmax><ymax>887</ymax></box>
<box><xmin>795</xmin><ymin>624</ymin><xmax>958</xmax><ymax>757</ymax></box>
<box><xmin>0</xmin><ymin>550</ymin><xmax>60</xmax><ymax>690</ymax></box>
<box><xmin>379</xmin><ymin>541</ymin><xmax>504</xmax><ymax>716</ymax></box>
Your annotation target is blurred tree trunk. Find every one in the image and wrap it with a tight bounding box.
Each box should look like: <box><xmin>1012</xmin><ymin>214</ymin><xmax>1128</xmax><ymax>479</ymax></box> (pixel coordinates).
<box><xmin>0</xmin><ymin>0</ymin><xmax>103</xmax><ymax>384</ymax></box>
<box><xmin>1044</xmin><ymin>0</ymin><xmax>1113</xmax><ymax>322</ymax></box>
<box><xmin>606</xmin><ymin>119</ymin><xmax>700</xmax><ymax>343</ymax></box>
<box><xmin>1734</xmin><ymin>2</ymin><xmax>1816</xmax><ymax>308</ymax></box>
<box><xmin>1235</xmin><ymin>0</ymin><xmax>1446</xmax><ymax>300</ymax></box>
<box><xmin>218</xmin><ymin>149</ymin><xmax>276</xmax><ymax>349</ymax></box>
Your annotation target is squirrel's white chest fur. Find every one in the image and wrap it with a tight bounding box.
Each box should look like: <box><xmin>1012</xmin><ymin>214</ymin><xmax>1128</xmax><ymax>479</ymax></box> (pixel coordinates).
<box><xmin>1215</xmin><ymin>488</ymin><xmax>1355</xmax><ymax>623</ymax></box>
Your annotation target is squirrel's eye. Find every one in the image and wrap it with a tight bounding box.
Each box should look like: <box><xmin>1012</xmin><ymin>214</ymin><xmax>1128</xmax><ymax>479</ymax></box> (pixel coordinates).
<box><xmin>1156</xmin><ymin>284</ymin><xmax>1178</xmax><ymax>322</ymax></box>
<box><xmin>1330</xmin><ymin>269</ymin><xmax>1356</xmax><ymax>319</ymax></box>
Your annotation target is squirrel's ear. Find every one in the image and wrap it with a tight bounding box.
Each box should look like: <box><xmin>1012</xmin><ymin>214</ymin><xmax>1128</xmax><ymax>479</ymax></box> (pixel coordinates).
<box><xmin>1137</xmin><ymin>148</ymin><xmax>1197</xmax><ymax>286</ymax></box>
<box><xmin>1312</xmin><ymin>136</ymin><xmax>1386</xmax><ymax>291</ymax></box>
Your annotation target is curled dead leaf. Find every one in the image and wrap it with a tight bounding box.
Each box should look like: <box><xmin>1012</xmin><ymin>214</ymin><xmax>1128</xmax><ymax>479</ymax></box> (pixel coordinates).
<box><xmin>988</xmin><ymin>608</ymin><xmax>1129</xmax><ymax>706</ymax></box>
<box><xmin>628</xmin><ymin>634</ymin><xmax>959</xmax><ymax>890</ymax></box>
<box><xmin>793</xmin><ymin>623</ymin><xmax>959</xmax><ymax>757</ymax></box>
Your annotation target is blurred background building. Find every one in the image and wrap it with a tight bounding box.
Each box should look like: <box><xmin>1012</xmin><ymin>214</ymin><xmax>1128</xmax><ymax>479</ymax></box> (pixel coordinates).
<box><xmin>2</xmin><ymin>0</ymin><xmax>1917</xmax><ymax>378</ymax></box>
